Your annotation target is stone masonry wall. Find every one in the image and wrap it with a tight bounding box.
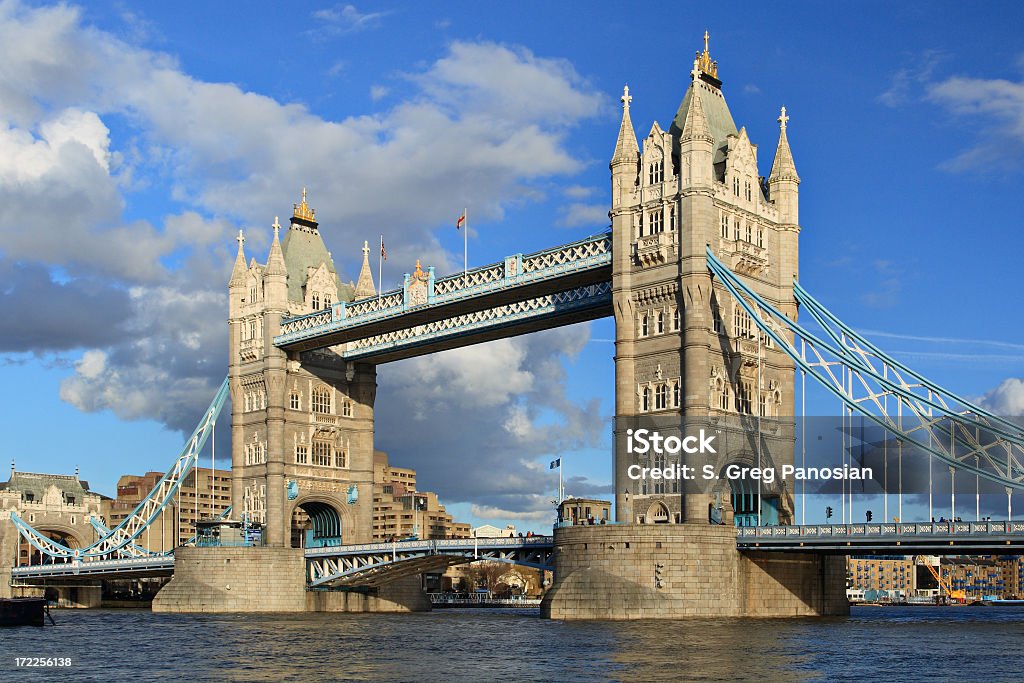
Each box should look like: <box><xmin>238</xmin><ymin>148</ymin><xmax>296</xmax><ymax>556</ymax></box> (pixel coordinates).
<box><xmin>153</xmin><ymin>546</ymin><xmax>430</xmax><ymax>613</ymax></box>
<box><xmin>542</xmin><ymin>524</ymin><xmax>847</xmax><ymax>619</ymax></box>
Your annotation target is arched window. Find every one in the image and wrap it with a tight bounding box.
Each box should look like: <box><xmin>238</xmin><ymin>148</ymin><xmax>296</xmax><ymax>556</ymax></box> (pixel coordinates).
<box><xmin>312</xmin><ymin>292</ymin><xmax>320</xmax><ymax>310</ymax></box>
<box><xmin>733</xmin><ymin>218</ymin><xmax>740</xmax><ymax>241</ymax></box>
<box><xmin>642</xmin><ymin>386</ymin><xmax>651</xmax><ymax>412</ymax></box>
<box><xmin>745</xmin><ymin>224</ymin><xmax>752</xmax><ymax>243</ymax></box>
<box><xmin>649</xmin><ymin>158</ymin><xmax>664</xmax><ymax>185</ymax></box>
<box><xmin>656</xmin><ymin>384</ymin><xmax>668</xmax><ymax>410</ymax></box>
<box><xmin>673</xmin><ymin>308</ymin><xmax>681</xmax><ymax>331</ymax></box>
<box><xmin>289</xmin><ymin>392</ymin><xmax>300</xmax><ymax>410</ymax></box>
<box><xmin>673</xmin><ymin>382</ymin><xmax>681</xmax><ymax>408</ymax></box>
<box><xmin>649</xmin><ymin>210</ymin><xmax>663</xmax><ymax>233</ymax></box>
<box><xmin>640</xmin><ymin>314</ymin><xmax>649</xmax><ymax>337</ymax></box>
<box><xmin>312</xmin><ymin>386</ymin><xmax>331</xmax><ymax>414</ymax></box>
<box><xmin>312</xmin><ymin>440</ymin><xmax>332</xmax><ymax>467</ymax></box>
<box><xmin>341</xmin><ymin>399</ymin><xmax>353</xmax><ymax>418</ymax></box>
<box><xmin>656</xmin><ymin>311</ymin><xmax>665</xmax><ymax>334</ymax></box>
<box><xmin>757</xmin><ymin>229</ymin><xmax>764</xmax><ymax>248</ymax></box>
<box><xmin>720</xmin><ymin>213</ymin><xmax>729</xmax><ymax>239</ymax></box>
<box><xmin>334</xmin><ymin>445</ymin><xmax>347</xmax><ymax>468</ymax></box>
<box><xmin>669</xmin><ymin>207</ymin><xmax>676</xmax><ymax>232</ymax></box>
<box><xmin>323</xmin><ymin>293</ymin><xmax>332</xmax><ymax>309</ymax></box>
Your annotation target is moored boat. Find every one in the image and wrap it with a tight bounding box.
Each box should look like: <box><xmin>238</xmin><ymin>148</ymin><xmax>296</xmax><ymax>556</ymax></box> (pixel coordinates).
<box><xmin>0</xmin><ymin>598</ymin><xmax>48</xmax><ymax>627</ymax></box>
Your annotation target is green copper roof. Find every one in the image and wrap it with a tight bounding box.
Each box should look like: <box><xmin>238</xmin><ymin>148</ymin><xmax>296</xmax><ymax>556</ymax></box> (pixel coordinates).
<box><xmin>1</xmin><ymin>471</ymin><xmax>93</xmax><ymax>502</ymax></box>
<box><xmin>281</xmin><ymin>225</ymin><xmax>355</xmax><ymax>304</ymax></box>
<box><xmin>669</xmin><ymin>78</ymin><xmax>738</xmax><ymax>169</ymax></box>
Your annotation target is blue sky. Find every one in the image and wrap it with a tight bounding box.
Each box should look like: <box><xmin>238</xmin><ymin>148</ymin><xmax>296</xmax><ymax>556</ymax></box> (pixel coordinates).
<box><xmin>1</xmin><ymin>1</ymin><xmax>1023</xmax><ymax>530</ymax></box>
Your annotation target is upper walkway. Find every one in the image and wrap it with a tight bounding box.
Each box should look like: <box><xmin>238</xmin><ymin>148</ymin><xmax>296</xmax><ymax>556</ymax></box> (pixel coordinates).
<box><xmin>274</xmin><ymin>232</ymin><xmax>611</xmax><ymax>362</ymax></box>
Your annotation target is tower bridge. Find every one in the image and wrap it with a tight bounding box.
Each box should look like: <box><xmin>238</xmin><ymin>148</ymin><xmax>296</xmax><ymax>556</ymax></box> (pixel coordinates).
<box><xmin>7</xmin><ymin>34</ymin><xmax>1024</xmax><ymax>619</ymax></box>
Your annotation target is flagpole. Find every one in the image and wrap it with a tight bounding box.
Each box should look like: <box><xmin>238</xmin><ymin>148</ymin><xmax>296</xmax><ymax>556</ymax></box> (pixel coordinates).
<box><xmin>378</xmin><ymin>235</ymin><xmax>383</xmax><ymax>299</ymax></box>
<box><xmin>463</xmin><ymin>207</ymin><xmax>468</xmax><ymax>275</ymax></box>
<box><xmin>559</xmin><ymin>459</ymin><xmax>563</xmax><ymax>505</ymax></box>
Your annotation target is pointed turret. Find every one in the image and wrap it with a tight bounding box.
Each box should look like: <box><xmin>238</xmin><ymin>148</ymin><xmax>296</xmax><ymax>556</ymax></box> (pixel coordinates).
<box><xmin>679</xmin><ymin>63</ymin><xmax>713</xmax><ymax>144</ymax></box>
<box><xmin>768</xmin><ymin>106</ymin><xmax>800</xmax><ymax>229</ymax></box>
<box><xmin>354</xmin><ymin>240</ymin><xmax>376</xmax><ymax>299</ymax></box>
<box><xmin>229</xmin><ymin>229</ymin><xmax>247</xmax><ymax>287</ymax></box>
<box><xmin>263</xmin><ymin>217</ymin><xmax>288</xmax><ymax>312</ymax></box>
<box><xmin>611</xmin><ymin>85</ymin><xmax>640</xmax><ymax>165</ymax></box>
<box><xmin>769</xmin><ymin>106</ymin><xmax>800</xmax><ymax>183</ymax></box>
<box><xmin>266</xmin><ymin>217</ymin><xmax>287</xmax><ymax>277</ymax></box>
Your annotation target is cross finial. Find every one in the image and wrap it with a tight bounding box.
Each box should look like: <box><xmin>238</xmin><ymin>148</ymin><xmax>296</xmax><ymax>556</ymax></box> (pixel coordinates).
<box><xmin>778</xmin><ymin>105</ymin><xmax>789</xmax><ymax>131</ymax></box>
<box><xmin>704</xmin><ymin>30</ymin><xmax>709</xmax><ymax>54</ymax></box>
<box><xmin>691</xmin><ymin>58</ymin><xmax>700</xmax><ymax>82</ymax></box>
<box><xmin>302</xmin><ymin>187</ymin><xmax>307</xmax><ymax>204</ymax></box>
<box><xmin>272</xmin><ymin>216</ymin><xmax>281</xmax><ymax>240</ymax></box>
<box><xmin>237</xmin><ymin>229</ymin><xmax>245</xmax><ymax>248</ymax></box>
<box><xmin>362</xmin><ymin>240</ymin><xmax>370</xmax><ymax>257</ymax></box>
<box><xmin>621</xmin><ymin>85</ymin><xmax>632</xmax><ymax>110</ymax></box>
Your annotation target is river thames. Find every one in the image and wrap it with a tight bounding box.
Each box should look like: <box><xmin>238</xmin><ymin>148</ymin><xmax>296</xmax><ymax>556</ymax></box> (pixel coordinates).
<box><xmin>5</xmin><ymin>606</ymin><xmax>1024</xmax><ymax>681</ymax></box>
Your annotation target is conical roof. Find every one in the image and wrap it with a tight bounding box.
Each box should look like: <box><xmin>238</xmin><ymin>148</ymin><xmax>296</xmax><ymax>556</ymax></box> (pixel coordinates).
<box><xmin>611</xmin><ymin>85</ymin><xmax>640</xmax><ymax>164</ymax></box>
<box><xmin>353</xmin><ymin>240</ymin><xmax>376</xmax><ymax>299</ymax></box>
<box><xmin>769</xmin><ymin>107</ymin><xmax>799</xmax><ymax>182</ymax></box>
<box><xmin>266</xmin><ymin>218</ymin><xmax>287</xmax><ymax>277</ymax></box>
<box><xmin>229</xmin><ymin>230</ymin><xmax>247</xmax><ymax>287</ymax></box>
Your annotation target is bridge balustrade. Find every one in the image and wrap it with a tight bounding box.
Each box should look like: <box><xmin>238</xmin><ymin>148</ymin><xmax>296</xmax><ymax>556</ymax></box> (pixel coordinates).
<box><xmin>276</xmin><ymin>232</ymin><xmax>611</xmax><ymax>345</ymax></box>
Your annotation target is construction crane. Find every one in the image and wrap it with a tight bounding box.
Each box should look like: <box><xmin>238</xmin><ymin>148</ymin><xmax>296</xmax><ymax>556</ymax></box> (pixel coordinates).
<box><xmin>915</xmin><ymin>556</ymin><xmax>966</xmax><ymax>603</ymax></box>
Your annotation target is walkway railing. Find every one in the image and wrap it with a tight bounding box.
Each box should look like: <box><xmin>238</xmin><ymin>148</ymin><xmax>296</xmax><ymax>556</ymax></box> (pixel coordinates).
<box><xmin>276</xmin><ymin>232</ymin><xmax>611</xmax><ymax>346</ymax></box>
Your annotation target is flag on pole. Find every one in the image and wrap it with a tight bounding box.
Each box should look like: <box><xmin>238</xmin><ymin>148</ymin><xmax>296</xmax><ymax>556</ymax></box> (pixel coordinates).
<box><xmin>456</xmin><ymin>210</ymin><xmax>466</xmax><ymax>230</ymax></box>
<box><xmin>549</xmin><ymin>458</ymin><xmax>561</xmax><ymax>470</ymax></box>
<box><xmin>380</xmin><ymin>238</ymin><xmax>387</xmax><ymax>261</ymax></box>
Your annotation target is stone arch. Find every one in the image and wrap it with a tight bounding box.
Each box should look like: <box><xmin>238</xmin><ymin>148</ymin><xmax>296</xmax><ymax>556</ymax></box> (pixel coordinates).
<box><xmin>718</xmin><ymin>455</ymin><xmax>783</xmax><ymax>528</ymax></box>
<box><xmin>19</xmin><ymin>524</ymin><xmax>87</xmax><ymax>566</ymax></box>
<box><xmin>287</xmin><ymin>494</ymin><xmax>351</xmax><ymax>549</ymax></box>
<box><xmin>645</xmin><ymin>501</ymin><xmax>671</xmax><ymax>524</ymax></box>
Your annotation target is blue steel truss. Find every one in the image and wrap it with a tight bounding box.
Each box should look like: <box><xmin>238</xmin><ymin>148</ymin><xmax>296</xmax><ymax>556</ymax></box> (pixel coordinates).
<box><xmin>343</xmin><ymin>282</ymin><xmax>611</xmax><ymax>361</ymax></box>
<box><xmin>274</xmin><ymin>231</ymin><xmax>612</xmax><ymax>353</ymax></box>
<box><xmin>707</xmin><ymin>248</ymin><xmax>1024</xmax><ymax>489</ymax></box>
<box><xmin>305</xmin><ymin>537</ymin><xmax>554</xmax><ymax>588</ymax></box>
<box><xmin>10</xmin><ymin>378</ymin><xmax>229</xmax><ymax>560</ymax></box>
<box><xmin>86</xmin><ymin>505</ymin><xmax>233</xmax><ymax>558</ymax></box>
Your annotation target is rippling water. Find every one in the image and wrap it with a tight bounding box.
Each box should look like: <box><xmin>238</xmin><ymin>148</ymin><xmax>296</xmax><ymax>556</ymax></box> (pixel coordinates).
<box><xmin>5</xmin><ymin>606</ymin><xmax>1024</xmax><ymax>681</ymax></box>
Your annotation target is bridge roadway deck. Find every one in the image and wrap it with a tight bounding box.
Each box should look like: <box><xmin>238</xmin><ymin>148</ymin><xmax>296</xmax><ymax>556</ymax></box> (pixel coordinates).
<box><xmin>305</xmin><ymin>536</ymin><xmax>554</xmax><ymax>588</ymax></box>
<box><xmin>16</xmin><ymin>521</ymin><xmax>1023</xmax><ymax>583</ymax></box>
<box><xmin>737</xmin><ymin>520</ymin><xmax>1024</xmax><ymax>554</ymax></box>
<box><xmin>10</xmin><ymin>555</ymin><xmax>175</xmax><ymax>582</ymax></box>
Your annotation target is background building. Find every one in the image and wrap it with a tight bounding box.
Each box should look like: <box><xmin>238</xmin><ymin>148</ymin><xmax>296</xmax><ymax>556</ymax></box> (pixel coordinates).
<box><xmin>0</xmin><ymin>466</ymin><xmax>108</xmax><ymax>604</ymax></box>
<box><xmin>372</xmin><ymin>451</ymin><xmax>469</xmax><ymax>541</ymax></box>
<box><xmin>102</xmin><ymin>467</ymin><xmax>232</xmax><ymax>552</ymax></box>
<box><xmin>558</xmin><ymin>497</ymin><xmax>611</xmax><ymax>525</ymax></box>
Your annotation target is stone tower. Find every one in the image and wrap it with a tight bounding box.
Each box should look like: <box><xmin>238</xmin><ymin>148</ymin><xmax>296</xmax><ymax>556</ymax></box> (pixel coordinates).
<box><xmin>227</xmin><ymin>191</ymin><xmax>377</xmax><ymax>547</ymax></box>
<box><xmin>611</xmin><ymin>34</ymin><xmax>800</xmax><ymax>527</ymax></box>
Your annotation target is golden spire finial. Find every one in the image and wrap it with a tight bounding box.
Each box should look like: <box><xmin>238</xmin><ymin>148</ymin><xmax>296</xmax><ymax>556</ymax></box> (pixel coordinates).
<box><xmin>695</xmin><ymin>30</ymin><xmax>718</xmax><ymax>79</ymax></box>
<box><xmin>292</xmin><ymin>187</ymin><xmax>317</xmax><ymax>223</ymax></box>
<box><xmin>414</xmin><ymin>259</ymin><xmax>424</xmax><ymax>278</ymax></box>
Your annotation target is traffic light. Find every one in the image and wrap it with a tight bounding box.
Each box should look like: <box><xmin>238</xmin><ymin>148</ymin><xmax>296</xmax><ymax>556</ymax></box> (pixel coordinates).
<box><xmin>866</xmin><ymin>510</ymin><xmax>873</xmax><ymax>522</ymax></box>
<box><xmin>826</xmin><ymin>506</ymin><xmax>833</xmax><ymax>519</ymax></box>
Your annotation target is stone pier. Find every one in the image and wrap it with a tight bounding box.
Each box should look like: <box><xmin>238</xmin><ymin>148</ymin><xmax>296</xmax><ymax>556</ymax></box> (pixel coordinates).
<box><xmin>541</xmin><ymin>524</ymin><xmax>848</xmax><ymax>620</ymax></box>
<box><xmin>152</xmin><ymin>547</ymin><xmax>430</xmax><ymax>613</ymax></box>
